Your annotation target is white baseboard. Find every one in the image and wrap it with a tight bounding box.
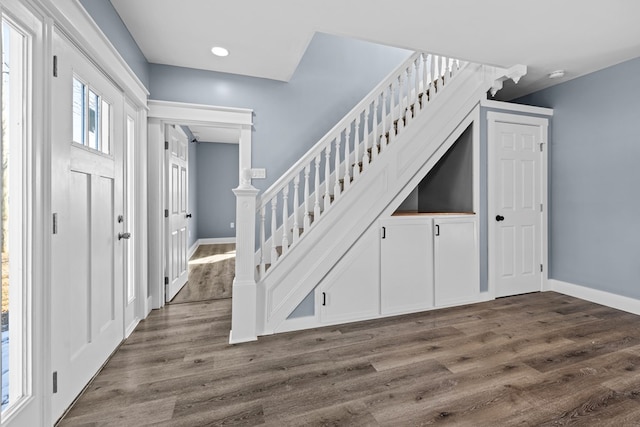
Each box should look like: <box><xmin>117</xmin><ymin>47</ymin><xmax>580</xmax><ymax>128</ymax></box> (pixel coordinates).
<box><xmin>188</xmin><ymin>237</ymin><xmax>236</xmax><ymax>259</ymax></box>
<box><xmin>199</xmin><ymin>237</ymin><xmax>236</xmax><ymax>245</ymax></box>
<box><xmin>548</xmin><ymin>279</ymin><xmax>640</xmax><ymax>316</ymax></box>
<box><xmin>188</xmin><ymin>241</ymin><xmax>199</xmax><ymax>259</ymax></box>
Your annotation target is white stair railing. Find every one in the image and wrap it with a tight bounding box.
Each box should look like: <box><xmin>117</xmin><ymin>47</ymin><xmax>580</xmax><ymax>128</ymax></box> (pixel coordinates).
<box><xmin>253</xmin><ymin>51</ymin><xmax>464</xmax><ymax>278</ymax></box>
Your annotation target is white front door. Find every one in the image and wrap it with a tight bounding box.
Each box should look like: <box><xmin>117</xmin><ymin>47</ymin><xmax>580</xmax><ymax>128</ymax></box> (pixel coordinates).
<box><xmin>50</xmin><ymin>29</ymin><xmax>125</xmax><ymax>420</ymax></box>
<box><xmin>165</xmin><ymin>125</ymin><xmax>189</xmax><ymax>302</ymax></box>
<box><xmin>488</xmin><ymin>113</ymin><xmax>547</xmax><ymax>298</ymax></box>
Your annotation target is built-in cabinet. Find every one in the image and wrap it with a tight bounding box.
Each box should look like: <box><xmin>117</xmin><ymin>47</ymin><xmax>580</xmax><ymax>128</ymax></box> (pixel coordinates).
<box><xmin>313</xmin><ymin>213</ymin><xmax>479</xmax><ymax>326</ymax></box>
<box><xmin>381</xmin><ymin>213</ymin><xmax>479</xmax><ymax>313</ymax></box>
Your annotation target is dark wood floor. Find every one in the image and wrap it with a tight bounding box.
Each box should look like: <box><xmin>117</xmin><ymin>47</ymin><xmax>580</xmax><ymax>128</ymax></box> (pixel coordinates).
<box><xmin>170</xmin><ymin>244</ymin><xmax>235</xmax><ymax>304</ymax></box>
<box><xmin>58</xmin><ymin>292</ymin><xmax>640</xmax><ymax>426</ymax></box>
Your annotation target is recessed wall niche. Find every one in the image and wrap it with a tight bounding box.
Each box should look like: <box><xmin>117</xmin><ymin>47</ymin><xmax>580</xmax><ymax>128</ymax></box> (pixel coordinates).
<box><xmin>396</xmin><ymin>123</ymin><xmax>473</xmax><ymax>214</ymax></box>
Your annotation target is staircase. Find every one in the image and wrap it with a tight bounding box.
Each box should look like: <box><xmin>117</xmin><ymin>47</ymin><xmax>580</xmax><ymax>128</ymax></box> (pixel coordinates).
<box><xmin>231</xmin><ymin>50</ymin><xmax>525</xmax><ymax>343</ymax></box>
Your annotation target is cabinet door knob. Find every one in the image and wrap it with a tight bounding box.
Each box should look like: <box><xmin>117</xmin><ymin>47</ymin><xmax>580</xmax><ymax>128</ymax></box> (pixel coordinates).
<box><xmin>322</xmin><ymin>292</ymin><xmax>326</xmax><ymax>306</ymax></box>
<box><xmin>496</xmin><ymin>215</ymin><xmax>505</xmax><ymax>222</ymax></box>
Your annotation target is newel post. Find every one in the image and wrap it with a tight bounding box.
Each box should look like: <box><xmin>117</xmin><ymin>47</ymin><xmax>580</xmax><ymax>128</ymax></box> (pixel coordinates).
<box><xmin>230</xmin><ymin>168</ymin><xmax>259</xmax><ymax>344</ymax></box>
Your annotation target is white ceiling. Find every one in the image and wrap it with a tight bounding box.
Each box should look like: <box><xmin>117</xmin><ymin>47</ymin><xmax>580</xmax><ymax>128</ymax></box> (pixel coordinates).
<box><xmin>111</xmin><ymin>0</ymin><xmax>640</xmax><ymax>100</ymax></box>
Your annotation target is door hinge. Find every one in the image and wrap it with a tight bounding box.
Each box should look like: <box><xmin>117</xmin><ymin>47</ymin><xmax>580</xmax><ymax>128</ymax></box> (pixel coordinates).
<box><xmin>540</xmin><ymin>264</ymin><xmax>544</xmax><ymax>272</ymax></box>
<box><xmin>539</xmin><ymin>143</ymin><xmax>544</xmax><ymax>152</ymax></box>
<box><xmin>540</xmin><ymin>203</ymin><xmax>543</xmax><ymax>212</ymax></box>
<box><xmin>53</xmin><ymin>55</ymin><xmax>58</xmax><ymax>77</ymax></box>
<box><xmin>164</xmin><ymin>276</ymin><xmax>169</xmax><ymax>285</ymax></box>
<box><xmin>164</xmin><ymin>209</ymin><xmax>169</xmax><ymax>218</ymax></box>
<box><xmin>52</xmin><ymin>213</ymin><xmax>58</xmax><ymax>234</ymax></box>
<box><xmin>165</xmin><ymin>141</ymin><xmax>169</xmax><ymax>150</ymax></box>
<box><xmin>53</xmin><ymin>371</ymin><xmax>58</xmax><ymax>393</ymax></box>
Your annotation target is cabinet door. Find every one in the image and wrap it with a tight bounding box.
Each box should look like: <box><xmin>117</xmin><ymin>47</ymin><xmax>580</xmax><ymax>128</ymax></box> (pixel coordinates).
<box><xmin>317</xmin><ymin>227</ymin><xmax>380</xmax><ymax>324</ymax></box>
<box><xmin>434</xmin><ymin>217</ymin><xmax>479</xmax><ymax>306</ymax></box>
<box><xmin>380</xmin><ymin>218</ymin><xmax>434</xmax><ymax>315</ymax></box>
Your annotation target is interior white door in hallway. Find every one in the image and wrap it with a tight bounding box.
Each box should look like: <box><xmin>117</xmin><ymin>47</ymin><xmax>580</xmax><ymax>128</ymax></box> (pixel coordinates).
<box><xmin>165</xmin><ymin>125</ymin><xmax>189</xmax><ymax>302</ymax></box>
<box><xmin>50</xmin><ymin>30</ymin><xmax>126</xmax><ymax>420</ymax></box>
<box><xmin>489</xmin><ymin>113</ymin><xmax>547</xmax><ymax>298</ymax></box>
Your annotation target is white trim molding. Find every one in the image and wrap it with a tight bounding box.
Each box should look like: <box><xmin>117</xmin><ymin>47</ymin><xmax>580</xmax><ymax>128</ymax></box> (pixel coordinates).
<box><xmin>188</xmin><ymin>238</ymin><xmax>237</xmax><ymax>259</ymax></box>
<box><xmin>549</xmin><ymin>279</ymin><xmax>640</xmax><ymax>316</ymax></box>
<box><xmin>481</xmin><ymin>98</ymin><xmax>554</xmax><ymax>116</ymax></box>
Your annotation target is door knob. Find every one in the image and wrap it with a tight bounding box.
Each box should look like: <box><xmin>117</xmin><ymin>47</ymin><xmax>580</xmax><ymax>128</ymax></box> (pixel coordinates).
<box><xmin>495</xmin><ymin>215</ymin><xmax>505</xmax><ymax>222</ymax></box>
<box><xmin>118</xmin><ymin>232</ymin><xmax>131</xmax><ymax>240</ymax></box>
<box><xmin>186</xmin><ymin>213</ymin><xmax>192</xmax><ymax>218</ymax></box>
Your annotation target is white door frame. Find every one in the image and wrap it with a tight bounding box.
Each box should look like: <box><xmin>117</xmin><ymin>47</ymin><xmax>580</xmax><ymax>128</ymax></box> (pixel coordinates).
<box><xmin>147</xmin><ymin>100</ymin><xmax>253</xmax><ymax>309</ymax></box>
<box><xmin>487</xmin><ymin>110</ymin><xmax>549</xmax><ymax>299</ymax></box>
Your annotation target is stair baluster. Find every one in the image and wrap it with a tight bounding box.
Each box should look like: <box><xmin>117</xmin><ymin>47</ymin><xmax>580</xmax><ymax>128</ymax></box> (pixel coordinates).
<box><xmin>324</xmin><ymin>145</ymin><xmax>331</xmax><ymax>210</ymax></box>
<box><xmin>414</xmin><ymin>57</ymin><xmax>421</xmax><ymax>113</ymax></box>
<box><xmin>422</xmin><ymin>53</ymin><xmax>429</xmax><ymax>102</ymax></box>
<box><xmin>303</xmin><ymin>166</ymin><xmax>311</xmax><ymax>230</ymax></box>
<box><xmin>259</xmin><ymin>205</ymin><xmax>266</xmax><ymax>278</ymax></box>
<box><xmin>362</xmin><ymin>106</ymin><xmax>370</xmax><ymax>171</ymax></box>
<box><xmin>270</xmin><ymin>198</ymin><xmax>278</xmax><ymax>264</ymax></box>
<box><xmin>281</xmin><ymin>185</ymin><xmax>289</xmax><ymax>255</ymax></box>
<box><xmin>388</xmin><ymin>81</ymin><xmax>396</xmax><ymax>144</ymax></box>
<box><xmin>293</xmin><ymin>175</ymin><xmax>300</xmax><ymax>244</ymax></box>
<box><xmin>405</xmin><ymin>65</ymin><xmax>412</xmax><ymax>124</ymax></box>
<box><xmin>343</xmin><ymin>126</ymin><xmax>351</xmax><ymax>191</ymax></box>
<box><xmin>314</xmin><ymin>154</ymin><xmax>321</xmax><ymax>219</ymax></box>
<box><xmin>381</xmin><ymin>88</ymin><xmax>388</xmax><ymax>150</ymax></box>
<box><xmin>333</xmin><ymin>135</ymin><xmax>341</xmax><ymax>199</ymax></box>
<box><xmin>372</xmin><ymin>97</ymin><xmax>379</xmax><ymax>161</ymax></box>
<box><xmin>353</xmin><ymin>115</ymin><xmax>360</xmax><ymax>178</ymax></box>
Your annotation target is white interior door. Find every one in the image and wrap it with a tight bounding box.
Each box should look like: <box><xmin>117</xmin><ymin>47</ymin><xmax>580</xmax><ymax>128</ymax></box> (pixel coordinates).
<box><xmin>489</xmin><ymin>114</ymin><xmax>546</xmax><ymax>297</ymax></box>
<box><xmin>50</xmin><ymin>29</ymin><xmax>125</xmax><ymax>421</ymax></box>
<box><xmin>165</xmin><ymin>125</ymin><xmax>189</xmax><ymax>302</ymax></box>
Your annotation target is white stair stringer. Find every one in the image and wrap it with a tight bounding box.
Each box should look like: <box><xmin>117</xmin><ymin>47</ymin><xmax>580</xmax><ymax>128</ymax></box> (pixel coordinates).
<box><xmin>257</xmin><ymin>63</ymin><xmax>515</xmax><ymax>335</ymax></box>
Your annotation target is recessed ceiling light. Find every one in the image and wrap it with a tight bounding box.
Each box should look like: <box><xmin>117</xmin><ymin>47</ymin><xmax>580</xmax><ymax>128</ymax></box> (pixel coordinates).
<box><xmin>548</xmin><ymin>70</ymin><xmax>565</xmax><ymax>79</ymax></box>
<box><xmin>211</xmin><ymin>46</ymin><xmax>229</xmax><ymax>57</ymax></box>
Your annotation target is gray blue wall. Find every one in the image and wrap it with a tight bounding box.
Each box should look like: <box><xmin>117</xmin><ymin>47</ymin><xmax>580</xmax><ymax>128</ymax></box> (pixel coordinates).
<box><xmin>517</xmin><ymin>56</ymin><xmax>640</xmax><ymax>299</ymax></box>
<box><xmin>149</xmin><ymin>33</ymin><xmax>412</xmax><ymax>194</ymax></box>
<box><xmin>188</xmin><ymin>139</ymin><xmax>199</xmax><ymax>248</ymax></box>
<box><xmin>79</xmin><ymin>0</ymin><xmax>150</xmax><ymax>88</ymax></box>
<box><xmin>196</xmin><ymin>143</ymin><xmax>239</xmax><ymax>239</ymax></box>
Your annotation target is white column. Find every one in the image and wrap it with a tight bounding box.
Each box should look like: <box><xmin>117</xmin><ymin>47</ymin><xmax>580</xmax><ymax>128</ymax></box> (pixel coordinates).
<box><xmin>230</xmin><ymin>175</ymin><xmax>259</xmax><ymax>344</ymax></box>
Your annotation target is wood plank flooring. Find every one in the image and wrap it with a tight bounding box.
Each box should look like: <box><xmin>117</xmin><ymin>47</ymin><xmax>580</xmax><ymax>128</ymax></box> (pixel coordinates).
<box><xmin>58</xmin><ymin>292</ymin><xmax>640</xmax><ymax>426</ymax></box>
<box><xmin>170</xmin><ymin>244</ymin><xmax>235</xmax><ymax>304</ymax></box>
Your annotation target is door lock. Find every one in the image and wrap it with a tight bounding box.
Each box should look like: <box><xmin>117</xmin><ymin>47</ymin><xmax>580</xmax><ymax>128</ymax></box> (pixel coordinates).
<box><xmin>118</xmin><ymin>232</ymin><xmax>132</xmax><ymax>240</ymax></box>
<box><xmin>495</xmin><ymin>215</ymin><xmax>505</xmax><ymax>222</ymax></box>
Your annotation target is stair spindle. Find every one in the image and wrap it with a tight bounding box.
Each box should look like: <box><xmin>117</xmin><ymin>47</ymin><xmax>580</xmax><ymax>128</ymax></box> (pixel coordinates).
<box><xmin>343</xmin><ymin>126</ymin><xmax>351</xmax><ymax>191</ymax></box>
<box><xmin>381</xmin><ymin>89</ymin><xmax>388</xmax><ymax>149</ymax></box>
<box><xmin>271</xmin><ymin>198</ymin><xmax>278</xmax><ymax>263</ymax></box>
<box><xmin>372</xmin><ymin>97</ymin><xmax>379</xmax><ymax>160</ymax></box>
<box><xmin>303</xmin><ymin>165</ymin><xmax>311</xmax><ymax>230</ymax></box>
<box><xmin>414</xmin><ymin>57</ymin><xmax>421</xmax><ymax>113</ymax></box>
<box><xmin>281</xmin><ymin>185</ymin><xmax>289</xmax><ymax>254</ymax></box>
<box><xmin>422</xmin><ymin>53</ymin><xmax>429</xmax><ymax>102</ymax></box>
<box><xmin>293</xmin><ymin>175</ymin><xmax>300</xmax><ymax>243</ymax></box>
<box><xmin>314</xmin><ymin>155</ymin><xmax>321</xmax><ymax>220</ymax></box>
<box><xmin>440</xmin><ymin>56</ymin><xmax>446</xmax><ymax>87</ymax></box>
<box><xmin>389</xmin><ymin>81</ymin><xmax>396</xmax><ymax>144</ymax></box>
<box><xmin>398</xmin><ymin>74</ymin><xmax>405</xmax><ymax>132</ymax></box>
<box><xmin>405</xmin><ymin>66</ymin><xmax>412</xmax><ymax>124</ymax></box>
<box><xmin>324</xmin><ymin>146</ymin><xmax>331</xmax><ymax>211</ymax></box>
<box><xmin>362</xmin><ymin>106</ymin><xmax>370</xmax><ymax>171</ymax></box>
<box><xmin>259</xmin><ymin>205</ymin><xmax>266</xmax><ymax>278</ymax></box>
<box><xmin>333</xmin><ymin>135</ymin><xmax>342</xmax><ymax>199</ymax></box>
<box><xmin>432</xmin><ymin>55</ymin><xmax>439</xmax><ymax>95</ymax></box>
<box><xmin>353</xmin><ymin>115</ymin><xmax>360</xmax><ymax>179</ymax></box>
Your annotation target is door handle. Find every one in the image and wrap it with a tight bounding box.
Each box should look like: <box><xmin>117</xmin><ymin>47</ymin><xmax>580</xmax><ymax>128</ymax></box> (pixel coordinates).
<box><xmin>118</xmin><ymin>232</ymin><xmax>131</xmax><ymax>240</ymax></box>
<box><xmin>186</xmin><ymin>213</ymin><xmax>192</xmax><ymax>218</ymax></box>
<box><xmin>496</xmin><ymin>215</ymin><xmax>505</xmax><ymax>222</ymax></box>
